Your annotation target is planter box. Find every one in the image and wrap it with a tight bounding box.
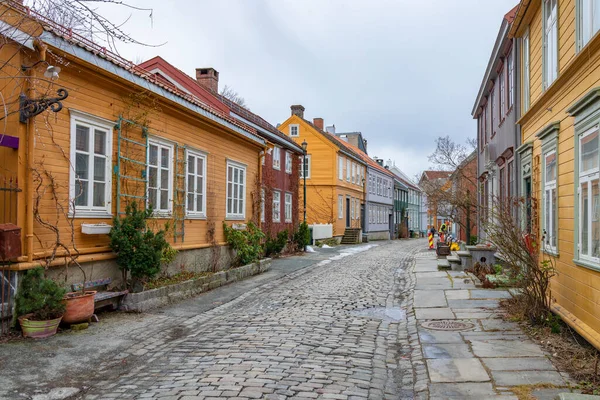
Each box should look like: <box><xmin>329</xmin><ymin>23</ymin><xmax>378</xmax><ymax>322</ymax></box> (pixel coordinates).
<box><xmin>436</xmin><ymin>244</ymin><xmax>450</xmax><ymax>256</ymax></box>
<box><xmin>466</xmin><ymin>245</ymin><xmax>497</xmax><ymax>265</ymax></box>
<box><xmin>81</xmin><ymin>223</ymin><xmax>112</xmax><ymax>235</ymax></box>
<box><xmin>120</xmin><ymin>258</ymin><xmax>271</xmax><ymax>312</ymax></box>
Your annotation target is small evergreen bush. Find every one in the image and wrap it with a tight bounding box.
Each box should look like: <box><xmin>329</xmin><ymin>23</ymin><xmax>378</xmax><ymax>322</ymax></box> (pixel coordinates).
<box><xmin>264</xmin><ymin>229</ymin><xmax>289</xmax><ymax>257</ymax></box>
<box><xmin>15</xmin><ymin>268</ymin><xmax>66</xmax><ymax>321</ymax></box>
<box><xmin>109</xmin><ymin>202</ymin><xmax>171</xmax><ymax>282</ymax></box>
<box><xmin>223</xmin><ymin>222</ymin><xmax>265</xmax><ymax>266</ymax></box>
<box><xmin>293</xmin><ymin>222</ymin><xmax>310</xmax><ymax>251</ymax></box>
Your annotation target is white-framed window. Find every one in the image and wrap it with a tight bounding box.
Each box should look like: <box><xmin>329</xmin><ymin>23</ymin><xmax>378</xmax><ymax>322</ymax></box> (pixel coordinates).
<box><xmin>285</xmin><ymin>151</ymin><xmax>292</xmax><ymax>174</ymax></box>
<box><xmin>578</xmin><ymin>0</ymin><xmax>600</xmax><ymax>50</ymax></box>
<box><xmin>300</xmin><ymin>155</ymin><xmax>311</xmax><ymax>179</ymax></box>
<box><xmin>508</xmin><ymin>51</ymin><xmax>514</xmax><ymax>109</ymax></box>
<box><xmin>148</xmin><ymin>138</ymin><xmax>174</xmax><ymax>214</ymax></box>
<box><xmin>500</xmin><ymin>67</ymin><xmax>506</xmax><ymax>116</ymax></box>
<box><xmin>356</xmin><ymin>165</ymin><xmax>360</xmax><ymax>184</ymax></box>
<box><xmin>578</xmin><ymin>127</ymin><xmax>600</xmax><ymax>261</ymax></box>
<box><xmin>272</xmin><ymin>190</ymin><xmax>281</xmax><ymax>222</ymax></box>
<box><xmin>186</xmin><ymin>149</ymin><xmax>207</xmax><ymax>217</ymax></box>
<box><xmin>226</xmin><ymin>160</ymin><xmax>246</xmax><ymax>219</ymax></box>
<box><xmin>69</xmin><ymin>111</ymin><xmax>113</xmax><ymax>217</ymax></box>
<box><xmin>289</xmin><ymin>124</ymin><xmax>299</xmax><ymax>137</ymax></box>
<box><xmin>351</xmin><ymin>163</ymin><xmax>356</xmax><ymax>184</ymax></box>
<box><xmin>285</xmin><ymin>192</ymin><xmax>292</xmax><ymax>223</ymax></box>
<box><xmin>543</xmin><ymin>0</ymin><xmax>558</xmax><ymax>89</ymax></box>
<box><xmin>338</xmin><ymin>155</ymin><xmax>344</xmax><ymax>180</ymax></box>
<box><xmin>261</xmin><ymin>189</ymin><xmax>265</xmax><ymax>223</ymax></box>
<box><xmin>543</xmin><ymin>150</ymin><xmax>557</xmax><ymax>253</ymax></box>
<box><xmin>523</xmin><ymin>29</ymin><xmax>530</xmax><ymax>112</ymax></box>
<box><xmin>338</xmin><ymin>195</ymin><xmax>343</xmax><ymax>219</ymax></box>
<box><xmin>272</xmin><ymin>146</ymin><xmax>281</xmax><ymax>170</ymax></box>
<box><xmin>351</xmin><ymin>197</ymin><xmax>355</xmax><ymax>220</ymax></box>
<box><xmin>346</xmin><ymin>159</ymin><xmax>351</xmax><ymax>181</ymax></box>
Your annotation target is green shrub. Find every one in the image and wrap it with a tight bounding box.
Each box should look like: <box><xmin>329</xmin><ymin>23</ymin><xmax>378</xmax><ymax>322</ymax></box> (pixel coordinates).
<box><xmin>265</xmin><ymin>229</ymin><xmax>289</xmax><ymax>257</ymax></box>
<box><xmin>15</xmin><ymin>268</ymin><xmax>66</xmax><ymax>321</ymax></box>
<box><xmin>223</xmin><ymin>222</ymin><xmax>265</xmax><ymax>266</ymax></box>
<box><xmin>469</xmin><ymin>235</ymin><xmax>478</xmax><ymax>245</ymax></box>
<box><xmin>293</xmin><ymin>222</ymin><xmax>310</xmax><ymax>251</ymax></box>
<box><xmin>109</xmin><ymin>202</ymin><xmax>170</xmax><ymax>281</ymax></box>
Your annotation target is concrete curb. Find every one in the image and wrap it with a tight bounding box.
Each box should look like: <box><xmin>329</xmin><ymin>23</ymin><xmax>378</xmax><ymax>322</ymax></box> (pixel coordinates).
<box><xmin>120</xmin><ymin>259</ymin><xmax>272</xmax><ymax>312</ymax></box>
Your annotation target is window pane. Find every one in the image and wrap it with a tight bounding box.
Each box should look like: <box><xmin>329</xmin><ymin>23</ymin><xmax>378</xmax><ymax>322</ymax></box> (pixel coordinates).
<box><xmin>227</xmin><ymin>166</ymin><xmax>232</xmax><ymax>182</ymax></box>
<box><xmin>545</xmin><ymin>152</ymin><xmax>556</xmax><ymax>182</ymax></box>
<box><xmin>94</xmin><ymin>156</ymin><xmax>105</xmax><ymax>181</ymax></box>
<box><xmin>581</xmin><ymin>130</ymin><xmax>599</xmax><ymax>172</ymax></box>
<box><xmin>75</xmin><ymin>180</ymin><xmax>87</xmax><ymax>206</ymax></box>
<box><xmin>582</xmin><ymin>182</ymin><xmax>589</xmax><ymax>256</ymax></box>
<box><xmin>197</xmin><ymin>194</ymin><xmax>203</xmax><ymax>212</ymax></box>
<box><xmin>197</xmin><ymin>158</ymin><xmax>203</xmax><ymax>176</ymax></box>
<box><xmin>76</xmin><ymin>153</ymin><xmax>89</xmax><ymax>178</ymax></box>
<box><xmin>160</xmin><ymin>148</ymin><xmax>169</xmax><ymax>168</ymax></box>
<box><xmin>76</xmin><ymin>125</ymin><xmax>89</xmax><ymax>152</ymax></box>
<box><xmin>187</xmin><ymin>175</ymin><xmax>194</xmax><ymax>192</ymax></box>
<box><xmin>227</xmin><ymin>198</ymin><xmax>232</xmax><ymax>213</ymax></box>
<box><xmin>94</xmin><ymin>130</ymin><xmax>106</xmax><ymax>155</ymax></box>
<box><xmin>149</xmin><ymin>167</ymin><xmax>157</xmax><ymax>187</ymax></box>
<box><xmin>551</xmin><ymin>188</ymin><xmax>557</xmax><ymax>248</ymax></box>
<box><xmin>93</xmin><ymin>182</ymin><xmax>105</xmax><ymax>207</ymax></box>
<box><xmin>160</xmin><ymin>170</ymin><xmax>168</xmax><ymax>189</ymax></box>
<box><xmin>149</xmin><ymin>145</ymin><xmax>158</xmax><ymax>166</ymax></box>
<box><xmin>238</xmin><ymin>199</ymin><xmax>243</xmax><ymax>214</ymax></box>
<box><xmin>187</xmin><ymin>193</ymin><xmax>194</xmax><ymax>211</ymax></box>
<box><xmin>239</xmin><ymin>169</ymin><xmax>244</xmax><ymax>184</ymax></box>
<box><xmin>593</xmin><ymin>179</ymin><xmax>600</xmax><ymax>258</ymax></box>
<box><xmin>195</xmin><ymin>177</ymin><xmax>201</xmax><ymax>193</ymax></box>
<box><xmin>160</xmin><ymin>189</ymin><xmax>168</xmax><ymax>209</ymax></box>
<box><xmin>234</xmin><ymin>169</ymin><xmax>238</xmax><ymax>184</ymax></box>
<box><xmin>545</xmin><ymin>190</ymin><xmax>551</xmax><ymax>245</ymax></box>
<box><xmin>188</xmin><ymin>155</ymin><xmax>195</xmax><ymax>173</ymax></box>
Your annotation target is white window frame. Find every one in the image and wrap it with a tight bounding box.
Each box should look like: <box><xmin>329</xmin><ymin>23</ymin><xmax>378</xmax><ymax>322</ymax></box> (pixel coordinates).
<box><xmin>543</xmin><ymin>0</ymin><xmax>558</xmax><ymax>89</ymax></box>
<box><xmin>578</xmin><ymin>0</ymin><xmax>600</xmax><ymax>50</ymax></box>
<box><xmin>285</xmin><ymin>151</ymin><xmax>292</xmax><ymax>174</ymax></box>
<box><xmin>69</xmin><ymin>110</ymin><xmax>113</xmax><ymax>218</ymax></box>
<box><xmin>578</xmin><ymin>126</ymin><xmax>600</xmax><ymax>262</ymax></box>
<box><xmin>543</xmin><ymin>149</ymin><xmax>558</xmax><ymax>253</ymax></box>
<box><xmin>226</xmin><ymin>160</ymin><xmax>247</xmax><ymax>220</ymax></box>
<box><xmin>185</xmin><ymin>149</ymin><xmax>207</xmax><ymax>218</ymax></box>
<box><xmin>272</xmin><ymin>190</ymin><xmax>281</xmax><ymax>223</ymax></box>
<box><xmin>338</xmin><ymin>155</ymin><xmax>344</xmax><ymax>180</ymax></box>
<box><xmin>523</xmin><ymin>29</ymin><xmax>530</xmax><ymax>112</ymax></box>
<box><xmin>300</xmin><ymin>155</ymin><xmax>311</xmax><ymax>179</ymax></box>
<box><xmin>147</xmin><ymin>137</ymin><xmax>174</xmax><ymax>215</ymax></box>
<box><xmin>289</xmin><ymin>124</ymin><xmax>299</xmax><ymax>137</ymax></box>
<box><xmin>346</xmin><ymin>159</ymin><xmax>351</xmax><ymax>181</ymax></box>
<box><xmin>272</xmin><ymin>146</ymin><xmax>281</xmax><ymax>170</ymax></box>
<box><xmin>508</xmin><ymin>51</ymin><xmax>514</xmax><ymax>109</ymax></box>
<box><xmin>350</xmin><ymin>197</ymin><xmax>355</xmax><ymax>220</ymax></box>
<box><xmin>338</xmin><ymin>195</ymin><xmax>343</xmax><ymax>219</ymax></box>
<box><xmin>284</xmin><ymin>192</ymin><xmax>292</xmax><ymax>223</ymax></box>
<box><xmin>261</xmin><ymin>188</ymin><xmax>265</xmax><ymax>223</ymax></box>
<box><xmin>351</xmin><ymin>163</ymin><xmax>356</xmax><ymax>184</ymax></box>
<box><xmin>500</xmin><ymin>66</ymin><xmax>506</xmax><ymax>116</ymax></box>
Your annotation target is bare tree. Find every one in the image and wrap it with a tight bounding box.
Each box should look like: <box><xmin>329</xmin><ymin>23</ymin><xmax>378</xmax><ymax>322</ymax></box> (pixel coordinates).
<box><xmin>220</xmin><ymin>84</ymin><xmax>249</xmax><ymax>110</ymax></box>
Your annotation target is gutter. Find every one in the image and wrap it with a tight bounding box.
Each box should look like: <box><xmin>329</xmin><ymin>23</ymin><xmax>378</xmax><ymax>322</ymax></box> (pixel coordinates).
<box><xmin>232</xmin><ymin>112</ymin><xmax>303</xmax><ymax>153</ymax></box>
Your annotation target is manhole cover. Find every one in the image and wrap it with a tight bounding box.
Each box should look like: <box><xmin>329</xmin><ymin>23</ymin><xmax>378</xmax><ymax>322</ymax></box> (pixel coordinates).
<box><xmin>421</xmin><ymin>320</ymin><xmax>475</xmax><ymax>331</ymax></box>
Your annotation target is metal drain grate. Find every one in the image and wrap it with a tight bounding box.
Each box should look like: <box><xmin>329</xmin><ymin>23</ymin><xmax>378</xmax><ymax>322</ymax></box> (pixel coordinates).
<box><xmin>420</xmin><ymin>320</ymin><xmax>475</xmax><ymax>331</ymax></box>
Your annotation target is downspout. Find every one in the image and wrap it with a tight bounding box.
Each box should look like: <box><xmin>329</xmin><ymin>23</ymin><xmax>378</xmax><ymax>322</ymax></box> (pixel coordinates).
<box><xmin>258</xmin><ymin>145</ymin><xmax>267</xmax><ymax>229</ymax></box>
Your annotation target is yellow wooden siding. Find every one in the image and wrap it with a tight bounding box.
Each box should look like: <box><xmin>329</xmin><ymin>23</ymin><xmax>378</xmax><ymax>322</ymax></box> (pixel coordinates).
<box><xmin>4</xmin><ymin>47</ymin><xmax>262</xmax><ymax>263</ymax></box>
<box><xmin>519</xmin><ymin>0</ymin><xmax>600</xmax><ymax>346</ymax></box>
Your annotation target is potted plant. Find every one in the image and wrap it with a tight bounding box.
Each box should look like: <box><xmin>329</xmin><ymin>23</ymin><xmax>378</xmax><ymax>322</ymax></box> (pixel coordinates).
<box><xmin>15</xmin><ymin>268</ymin><xmax>66</xmax><ymax>338</ymax></box>
<box><xmin>62</xmin><ymin>283</ymin><xmax>96</xmax><ymax>325</ymax></box>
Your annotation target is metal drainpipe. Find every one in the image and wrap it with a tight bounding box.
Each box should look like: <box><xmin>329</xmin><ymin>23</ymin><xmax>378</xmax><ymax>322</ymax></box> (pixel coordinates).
<box><xmin>25</xmin><ymin>68</ymin><xmax>35</xmax><ymax>262</ymax></box>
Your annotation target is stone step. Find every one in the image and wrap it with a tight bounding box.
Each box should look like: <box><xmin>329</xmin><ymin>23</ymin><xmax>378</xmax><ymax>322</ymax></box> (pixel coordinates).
<box><xmin>437</xmin><ymin>259</ymin><xmax>451</xmax><ymax>270</ymax></box>
<box><xmin>447</xmin><ymin>255</ymin><xmax>461</xmax><ymax>264</ymax></box>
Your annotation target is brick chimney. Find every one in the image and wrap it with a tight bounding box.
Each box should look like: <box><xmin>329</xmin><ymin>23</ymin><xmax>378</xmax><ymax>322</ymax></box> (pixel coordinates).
<box><xmin>313</xmin><ymin>118</ymin><xmax>324</xmax><ymax>131</ymax></box>
<box><xmin>195</xmin><ymin>68</ymin><xmax>219</xmax><ymax>93</ymax></box>
<box><xmin>291</xmin><ymin>105</ymin><xmax>305</xmax><ymax>119</ymax></box>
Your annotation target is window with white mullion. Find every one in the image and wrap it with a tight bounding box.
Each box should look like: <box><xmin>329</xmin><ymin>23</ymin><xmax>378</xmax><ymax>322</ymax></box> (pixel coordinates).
<box><xmin>543</xmin><ymin>0</ymin><xmax>558</xmax><ymax>88</ymax></box>
<box><xmin>272</xmin><ymin>190</ymin><xmax>281</xmax><ymax>222</ymax></box>
<box><xmin>185</xmin><ymin>150</ymin><xmax>206</xmax><ymax>216</ymax></box>
<box><xmin>543</xmin><ymin>150</ymin><xmax>557</xmax><ymax>252</ymax></box>
<box><xmin>580</xmin><ymin>0</ymin><xmax>600</xmax><ymax>49</ymax></box>
<box><xmin>346</xmin><ymin>159</ymin><xmax>350</xmax><ymax>181</ymax></box>
<box><xmin>272</xmin><ymin>147</ymin><xmax>281</xmax><ymax>170</ymax></box>
<box><xmin>148</xmin><ymin>139</ymin><xmax>173</xmax><ymax>214</ymax></box>
<box><xmin>285</xmin><ymin>192</ymin><xmax>292</xmax><ymax>223</ymax></box>
<box><xmin>285</xmin><ymin>151</ymin><xmax>292</xmax><ymax>174</ymax></box>
<box><xmin>579</xmin><ymin>127</ymin><xmax>600</xmax><ymax>260</ymax></box>
<box><xmin>226</xmin><ymin>161</ymin><xmax>246</xmax><ymax>219</ymax></box>
<box><xmin>523</xmin><ymin>30</ymin><xmax>530</xmax><ymax>111</ymax></box>
<box><xmin>338</xmin><ymin>195</ymin><xmax>343</xmax><ymax>219</ymax></box>
<box><xmin>338</xmin><ymin>156</ymin><xmax>344</xmax><ymax>180</ymax></box>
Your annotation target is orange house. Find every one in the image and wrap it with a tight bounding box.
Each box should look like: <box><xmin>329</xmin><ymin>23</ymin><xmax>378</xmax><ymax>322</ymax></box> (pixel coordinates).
<box><xmin>278</xmin><ymin>106</ymin><xmax>366</xmax><ymax>241</ymax></box>
<box><xmin>0</xmin><ymin>3</ymin><xmax>265</xmax><ymax>291</ymax></box>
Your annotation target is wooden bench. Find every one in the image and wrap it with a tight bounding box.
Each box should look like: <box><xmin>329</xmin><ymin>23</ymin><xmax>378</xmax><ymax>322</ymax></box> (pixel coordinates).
<box><xmin>71</xmin><ymin>278</ymin><xmax>128</xmax><ymax>312</ymax></box>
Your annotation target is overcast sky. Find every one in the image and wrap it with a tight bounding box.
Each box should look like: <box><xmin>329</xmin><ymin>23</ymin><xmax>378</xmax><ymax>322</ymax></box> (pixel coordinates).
<box><xmin>92</xmin><ymin>0</ymin><xmax>518</xmax><ymax>181</ymax></box>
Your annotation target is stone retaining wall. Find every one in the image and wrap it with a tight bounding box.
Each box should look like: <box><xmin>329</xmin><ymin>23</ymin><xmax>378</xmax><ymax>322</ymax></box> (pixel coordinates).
<box><xmin>120</xmin><ymin>259</ymin><xmax>271</xmax><ymax>312</ymax></box>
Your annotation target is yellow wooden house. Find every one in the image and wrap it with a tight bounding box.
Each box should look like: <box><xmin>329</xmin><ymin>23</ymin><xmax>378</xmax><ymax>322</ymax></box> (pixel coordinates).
<box><xmin>0</xmin><ymin>2</ymin><xmax>265</xmax><ymax>288</ymax></box>
<box><xmin>277</xmin><ymin>106</ymin><xmax>366</xmax><ymax>240</ymax></box>
<box><xmin>510</xmin><ymin>0</ymin><xmax>600</xmax><ymax>349</ymax></box>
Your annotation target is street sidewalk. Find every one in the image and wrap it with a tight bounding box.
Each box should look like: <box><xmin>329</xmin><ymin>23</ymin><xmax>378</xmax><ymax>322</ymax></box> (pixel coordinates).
<box><xmin>408</xmin><ymin>249</ymin><xmax>577</xmax><ymax>400</ymax></box>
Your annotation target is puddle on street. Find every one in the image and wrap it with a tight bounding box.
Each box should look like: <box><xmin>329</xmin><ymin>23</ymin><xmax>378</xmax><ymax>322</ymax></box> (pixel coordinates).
<box><xmin>351</xmin><ymin>307</ymin><xmax>406</xmax><ymax>322</ymax></box>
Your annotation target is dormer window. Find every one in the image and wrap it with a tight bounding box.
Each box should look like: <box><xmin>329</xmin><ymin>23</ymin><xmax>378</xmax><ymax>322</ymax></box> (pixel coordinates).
<box><xmin>289</xmin><ymin>124</ymin><xmax>299</xmax><ymax>137</ymax></box>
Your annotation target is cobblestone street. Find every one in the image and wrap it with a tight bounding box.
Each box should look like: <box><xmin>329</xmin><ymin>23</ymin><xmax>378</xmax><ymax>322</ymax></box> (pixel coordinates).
<box><xmin>80</xmin><ymin>240</ymin><xmax>421</xmax><ymax>400</ymax></box>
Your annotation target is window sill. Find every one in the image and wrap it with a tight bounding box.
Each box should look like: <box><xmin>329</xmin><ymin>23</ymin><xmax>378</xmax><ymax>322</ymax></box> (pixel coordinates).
<box><xmin>186</xmin><ymin>214</ymin><xmax>207</xmax><ymax>220</ymax></box>
<box><xmin>273</xmin><ymin>166</ymin><xmax>281</xmax><ymax>171</ymax></box>
<box><xmin>226</xmin><ymin>216</ymin><xmax>246</xmax><ymax>221</ymax></box>
<box><xmin>573</xmin><ymin>258</ymin><xmax>600</xmax><ymax>272</ymax></box>
<box><xmin>542</xmin><ymin>249</ymin><xmax>559</xmax><ymax>257</ymax></box>
<box><xmin>70</xmin><ymin>211</ymin><xmax>113</xmax><ymax>219</ymax></box>
<box><xmin>285</xmin><ymin>219</ymin><xmax>292</xmax><ymax>223</ymax></box>
<box><xmin>152</xmin><ymin>212</ymin><xmax>173</xmax><ymax>219</ymax></box>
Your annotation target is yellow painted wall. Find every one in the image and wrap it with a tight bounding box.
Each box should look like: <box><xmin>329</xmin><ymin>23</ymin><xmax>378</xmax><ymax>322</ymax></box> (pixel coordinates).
<box><xmin>278</xmin><ymin>116</ymin><xmax>366</xmax><ymax>236</ymax></box>
<box><xmin>0</xmin><ymin>33</ymin><xmax>263</xmax><ymax>268</ymax></box>
<box><xmin>516</xmin><ymin>0</ymin><xmax>600</xmax><ymax>348</ymax></box>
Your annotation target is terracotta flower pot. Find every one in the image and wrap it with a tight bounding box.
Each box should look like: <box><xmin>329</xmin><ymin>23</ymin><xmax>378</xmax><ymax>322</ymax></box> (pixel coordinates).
<box><xmin>18</xmin><ymin>314</ymin><xmax>62</xmax><ymax>339</ymax></box>
<box><xmin>62</xmin><ymin>291</ymin><xmax>96</xmax><ymax>324</ymax></box>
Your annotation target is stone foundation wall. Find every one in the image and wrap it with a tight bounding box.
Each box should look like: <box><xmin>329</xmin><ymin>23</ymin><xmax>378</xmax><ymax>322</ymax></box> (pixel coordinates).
<box><xmin>366</xmin><ymin>230</ymin><xmax>391</xmax><ymax>241</ymax></box>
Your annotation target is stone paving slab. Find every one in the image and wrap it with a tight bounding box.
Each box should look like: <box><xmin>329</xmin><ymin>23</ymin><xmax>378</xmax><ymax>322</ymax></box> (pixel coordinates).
<box><xmin>491</xmin><ymin>370</ymin><xmax>566</xmax><ymax>386</ymax></box>
<box><xmin>482</xmin><ymin>357</ymin><xmax>557</xmax><ymax>371</ymax></box>
<box><xmin>428</xmin><ymin>382</ymin><xmax>499</xmax><ymax>399</ymax></box>
<box><xmin>447</xmin><ymin>299</ymin><xmax>501</xmax><ymax>309</ymax></box>
<box><xmin>445</xmin><ymin>289</ymin><xmax>470</xmax><ymax>299</ymax></box>
<box><xmin>418</xmin><ymin>330</ymin><xmax>464</xmax><ymax>344</ymax></box>
<box><xmin>414</xmin><ymin>308</ymin><xmax>455</xmax><ymax>320</ymax></box>
<box><xmin>427</xmin><ymin>359</ymin><xmax>490</xmax><ymax>383</ymax></box>
<box><xmin>480</xmin><ymin>319</ymin><xmax>522</xmax><ymax>331</ymax></box>
<box><xmin>423</xmin><ymin>343</ymin><xmax>474</xmax><ymax>359</ymax></box>
<box><xmin>470</xmin><ymin>339</ymin><xmax>546</xmax><ymax>358</ymax></box>
<box><xmin>470</xmin><ymin>289</ymin><xmax>513</xmax><ymax>299</ymax></box>
<box><xmin>413</xmin><ymin>290</ymin><xmax>447</xmax><ymax>308</ymax></box>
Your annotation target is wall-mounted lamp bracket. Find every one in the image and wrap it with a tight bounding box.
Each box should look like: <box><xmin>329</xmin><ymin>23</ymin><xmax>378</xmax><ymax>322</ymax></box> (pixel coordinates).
<box><xmin>19</xmin><ymin>88</ymin><xmax>68</xmax><ymax>123</ymax></box>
